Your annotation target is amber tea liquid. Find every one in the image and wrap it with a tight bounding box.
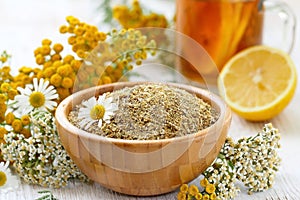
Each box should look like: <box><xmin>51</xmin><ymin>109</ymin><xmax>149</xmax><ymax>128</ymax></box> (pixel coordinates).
<box><xmin>176</xmin><ymin>0</ymin><xmax>263</xmax><ymax>83</ymax></box>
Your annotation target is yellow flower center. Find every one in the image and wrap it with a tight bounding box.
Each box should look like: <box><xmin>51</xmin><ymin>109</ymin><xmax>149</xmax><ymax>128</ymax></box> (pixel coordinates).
<box><xmin>29</xmin><ymin>91</ymin><xmax>45</xmax><ymax>108</ymax></box>
<box><xmin>205</xmin><ymin>184</ymin><xmax>216</xmax><ymax>194</ymax></box>
<box><xmin>0</xmin><ymin>171</ymin><xmax>7</xmax><ymax>187</ymax></box>
<box><xmin>90</xmin><ymin>105</ymin><xmax>105</xmax><ymax>120</ymax></box>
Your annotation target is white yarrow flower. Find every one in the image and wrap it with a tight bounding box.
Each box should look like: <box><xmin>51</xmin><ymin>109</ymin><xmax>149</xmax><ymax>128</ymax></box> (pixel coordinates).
<box><xmin>14</xmin><ymin>78</ymin><xmax>58</xmax><ymax>114</ymax></box>
<box><xmin>78</xmin><ymin>93</ymin><xmax>118</xmax><ymax>130</ymax></box>
<box><xmin>0</xmin><ymin>161</ymin><xmax>19</xmax><ymax>194</ymax></box>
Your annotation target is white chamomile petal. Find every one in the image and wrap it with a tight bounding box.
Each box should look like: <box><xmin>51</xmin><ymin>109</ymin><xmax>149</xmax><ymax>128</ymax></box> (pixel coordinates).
<box><xmin>13</xmin><ymin>78</ymin><xmax>59</xmax><ymax>114</ymax></box>
<box><xmin>0</xmin><ymin>161</ymin><xmax>20</xmax><ymax>194</ymax></box>
<box><xmin>83</xmin><ymin>120</ymin><xmax>96</xmax><ymax>130</ymax></box>
<box><xmin>105</xmin><ymin>97</ymin><xmax>113</xmax><ymax>103</ymax></box>
<box><xmin>83</xmin><ymin>97</ymin><xmax>96</xmax><ymax>108</ymax></box>
<box><xmin>97</xmin><ymin>93</ymin><xmax>106</xmax><ymax>103</ymax></box>
<box><xmin>37</xmin><ymin>79</ymin><xmax>44</xmax><ymax>91</ymax></box>
<box><xmin>77</xmin><ymin>93</ymin><xmax>118</xmax><ymax>130</ymax></box>
<box><xmin>97</xmin><ymin>119</ymin><xmax>103</xmax><ymax>128</ymax></box>
<box><xmin>33</xmin><ymin>78</ymin><xmax>39</xmax><ymax>91</ymax></box>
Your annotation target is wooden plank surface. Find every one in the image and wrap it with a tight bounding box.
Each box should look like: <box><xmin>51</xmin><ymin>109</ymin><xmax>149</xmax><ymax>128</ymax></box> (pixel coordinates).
<box><xmin>1</xmin><ymin>0</ymin><xmax>300</xmax><ymax>199</ymax></box>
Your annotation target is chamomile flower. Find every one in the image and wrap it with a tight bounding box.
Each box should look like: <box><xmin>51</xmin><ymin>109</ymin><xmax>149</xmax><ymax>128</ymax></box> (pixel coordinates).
<box><xmin>14</xmin><ymin>78</ymin><xmax>59</xmax><ymax>114</ymax></box>
<box><xmin>0</xmin><ymin>161</ymin><xmax>19</xmax><ymax>194</ymax></box>
<box><xmin>78</xmin><ymin>93</ymin><xmax>118</xmax><ymax>130</ymax></box>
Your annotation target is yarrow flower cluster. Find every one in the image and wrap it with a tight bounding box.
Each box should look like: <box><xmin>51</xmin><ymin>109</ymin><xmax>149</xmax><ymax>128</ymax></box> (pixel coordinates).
<box><xmin>1</xmin><ymin>110</ymin><xmax>88</xmax><ymax>188</ymax></box>
<box><xmin>73</xmin><ymin>27</ymin><xmax>157</xmax><ymax>91</ymax></box>
<box><xmin>112</xmin><ymin>0</ymin><xmax>168</xmax><ymax>29</ymax></box>
<box><xmin>32</xmin><ymin>15</ymin><xmax>157</xmax><ymax>97</ymax></box>
<box><xmin>222</xmin><ymin>123</ymin><xmax>281</xmax><ymax>194</ymax></box>
<box><xmin>178</xmin><ymin>123</ymin><xmax>281</xmax><ymax>200</ymax></box>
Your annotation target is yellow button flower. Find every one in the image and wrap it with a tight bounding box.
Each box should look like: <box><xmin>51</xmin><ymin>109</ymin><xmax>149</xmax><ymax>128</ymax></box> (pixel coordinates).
<box><xmin>205</xmin><ymin>183</ymin><xmax>216</xmax><ymax>194</ymax></box>
<box><xmin>12</xmin><ymin>119</ymin><xmax>23</xmax><ymax>132</ymax></box>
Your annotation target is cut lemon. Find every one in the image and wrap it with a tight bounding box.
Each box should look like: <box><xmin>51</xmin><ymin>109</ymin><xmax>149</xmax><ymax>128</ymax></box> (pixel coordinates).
<box><xmin>218</xmin><ymin>45</ymin><xmax>297</xmax><ymax>121</ymax></box>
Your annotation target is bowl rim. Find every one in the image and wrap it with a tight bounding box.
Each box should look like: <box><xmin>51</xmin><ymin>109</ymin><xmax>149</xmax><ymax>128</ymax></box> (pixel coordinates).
<box><xmin>55</xmin><ymin>81</ymin><xmax>231</xmax><ymax>145</ymax></box>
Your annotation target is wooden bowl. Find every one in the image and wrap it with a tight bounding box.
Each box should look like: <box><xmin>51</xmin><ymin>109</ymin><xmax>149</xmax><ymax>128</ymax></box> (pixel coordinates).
<box><xmin>55</xmin><ymin>82</ymin><xmax>231</xmax><ymax>196</ymax></box>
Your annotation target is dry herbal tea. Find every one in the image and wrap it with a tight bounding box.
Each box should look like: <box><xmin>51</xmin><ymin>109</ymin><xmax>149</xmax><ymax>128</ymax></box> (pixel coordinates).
<box><xmin>69</xmin><ymin>84</ymin><xmax>219</xmax><ymax>140</ymax></box>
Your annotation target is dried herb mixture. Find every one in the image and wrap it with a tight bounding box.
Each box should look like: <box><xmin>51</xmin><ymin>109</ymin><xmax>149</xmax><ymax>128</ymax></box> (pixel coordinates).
<box><xmin>69</xmin><ymin>84</ymin><xmax>219</xmax><ymax>140</ymax></box>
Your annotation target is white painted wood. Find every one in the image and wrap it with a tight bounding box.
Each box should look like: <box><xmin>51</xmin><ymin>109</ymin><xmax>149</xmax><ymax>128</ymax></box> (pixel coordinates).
<box><xmin>1</xmin><ymin>0</ymin><xmax>300</xmax><ymax>199</ymax></box>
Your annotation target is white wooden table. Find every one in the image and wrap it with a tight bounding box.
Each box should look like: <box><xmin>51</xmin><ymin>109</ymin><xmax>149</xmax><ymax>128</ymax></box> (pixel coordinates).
<box><xmin>1</xmin><ymin>0</ymin><xmax>300</xmax><ymax>199</ymax></box>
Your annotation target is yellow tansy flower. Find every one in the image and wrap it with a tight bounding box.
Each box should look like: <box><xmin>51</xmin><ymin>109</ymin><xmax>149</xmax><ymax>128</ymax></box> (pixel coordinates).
<box><xmin>0</xmin><ymin>103</ymin><xmax>7</xmax><ymax>115</ymax></box>
<box><xmin>41</xmin><ymin>38</ymin><xmax>52</xmax><ymax>46</ymax></box>
<box><xmin>205</xmin><ymin>184</ymin><xmax>216</xmax><ymax>194</ymax></box>
<box><xmin>59</xmin><ymin>25</ymin><xmax>68</xmax><ymax>34</ymax></box>
<box><xmin>7</xmin><ymin>89</ymin><xmax>17</xmax><ymax>100</ymax></box>
<box><xmin>63</xmin><ymin>55</ymin><xmax>74</xmax><ymax>64</ymax></box>
<box><xmin>43</xmin><ymin>67</ymin><xmax>56</xmax><ymax>78</ymax></box>
<box><xmin>12</xmin><ymin>119</ymin><xmax>23</xmax><ymax>132</ymax></box>
<box><xmin>210</xmin><ymin>193</ymin><xmax>217</xmax><ymax>200</ymax></box>
<box><xmin>57</xmin><ymin>65</ymin><xmax>72</xmax><ymax>77</ymax></box>
<box><xmin>203</xmin><ymin>194</ymin><xmax>210</xmax><ymax>200</ymax></box>
<box><xmin>53</xmin><ymin>43</ymin><xmax>64</xmax><ymax>53</ymax></box>
<box><xmin>195</xmin><ymin>193</ymin><xmax>203</xmax><ymax>200</ymax></box>
<box><xmin>20</xmin><ymin>128</ymin><xmax>31</xmax><ymax>138</ymax></box>
<box><xmin>180</xmin><ymin>184</ymin><xmax>189</xmax><ymax>193</ymax></box>
<box><xmin>51</xmin><ymin>54</ymin><xmax>62</xmax><ymax>62</ymax></box>
<box><xmin>101</xmin><ymin>76</ymin><xmax>112</xmax><ymax>84</ymax></box>
<box><xmin>188</xmin><ymin>184</ymin><xmax>199</xmax><ymax>196</ymax></box>
<box><xmin>41</xmin><ymin>45</ymin><xmax>51</xmax><ymax>56</ymax></box>
<box><xmin>50</xmin><ymin>73</ymin><xmax>62</xmax><ymax>87</ymax></box>
<box><xmin>0</xmin><ymin>94</ymin><xmax>7</xmax><ymax>103</ymax></box>
<box><xmin>177</xmin><ymin>191</ymin><xmax>187</xmax><ymax>200</ymax></box>
<box><xmin>21</xmin><ymin>115</ymin><xmax>31</xmax><ymax>126</ymax></box>
<box><xmin>35</xmin><ymin>54</ymin><xmax>45</xmax><ymax>65</ymax></box>
<box><xmin>0</xmin><ymin>127</ymin><xmax>7</xmax><ymax>139</ymax></box>
<box><xmin>19</xmin><ymin>66</ymin><xmax>33</xmax><ymax>74</ymax></box>
<box><xmin>1</xmin><ymin>82</ymin><xmax>10</xmax><ymax>92</ymax></box>
<box><xmin>200</xmin><ymin>178</ymin><xmax>209</xmax><ymax>187</ymax></box>
<box><xmin>61</xmin><ymin>77</ymin><xmax>73</xmax><ymax>89</ymax></box>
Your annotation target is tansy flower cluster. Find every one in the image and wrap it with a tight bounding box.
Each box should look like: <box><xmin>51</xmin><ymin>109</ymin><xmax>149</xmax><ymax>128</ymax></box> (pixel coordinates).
<box><xmin>111</xmin><ymin>0</ymin><xmax>174</xmax><ymax>68</ymax></box>
<box><xmin>0</xmin><ymin>15</ymin><xmax>157</xmax><ymax>189</ymax></box>
<box><xmin>33</xmin><ymin>37</ymin><xmax>82</xmax><ymax>101</ymax></box>
<box><xmin>177</xmin><ymin>123</ymin><xmax>281</xmax><ymax>200</ymax></box>
<box><xmin>73</xmin><ymin>28</ymin><xmax>156</xmax><ymax>91</ymax></box>
<box><xmin>0</xmin><ymin>65</ymin><xmax>39</xmax><ymax>93</ymax></box>
<box><xmin>113</xmin><ymin>0</ymin><xmax>168</xmax><ymax>29</ymax></box>
<box><xmin>178</xmin><ymin>180</ymin><xmax>218</xmax><ymax>200</ymax></box>
<box><xmin>59</xmin><ymin>16</ymin><xmax>107</xmax><ymax>58</ymax></box>
<box><xmin>32</xmin><ymin>16</ymin><xmax>156</xmax><ymax>99</ymax></box>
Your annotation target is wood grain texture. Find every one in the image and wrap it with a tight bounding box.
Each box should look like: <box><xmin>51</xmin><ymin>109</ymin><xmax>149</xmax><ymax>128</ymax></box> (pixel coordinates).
<box><xmin>1</xmin><ymin>0</ymin><xmax>300</xmax><ymax>199</ymax></box>
<box><xmin>55</xmin><ymin>82</ymin><xmax>231</xmax><ymax>196</ymax></box>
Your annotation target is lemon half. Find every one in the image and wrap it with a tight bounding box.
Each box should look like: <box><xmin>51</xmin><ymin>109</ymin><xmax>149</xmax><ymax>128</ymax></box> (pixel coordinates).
<box><xmin>218</xmin><ymin>45</ymin><xmax>297</xmax><ymax>121</ymax></box>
